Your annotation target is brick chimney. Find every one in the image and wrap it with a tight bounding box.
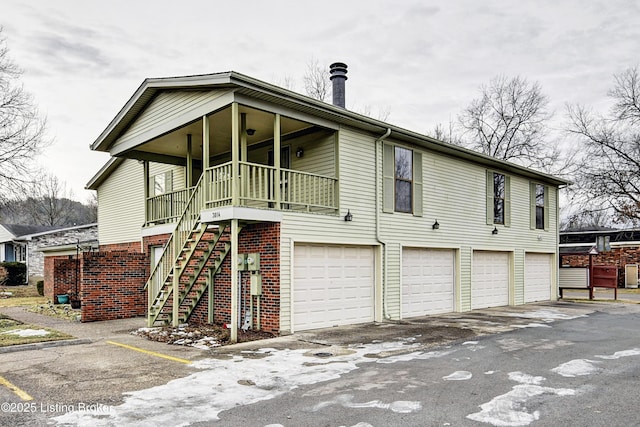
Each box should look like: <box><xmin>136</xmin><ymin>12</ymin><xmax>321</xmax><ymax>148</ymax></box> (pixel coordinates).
<box><xmin>329</xmin><ymin>62</ymin><xmax>348</xmax><ymax>108</ymax></box>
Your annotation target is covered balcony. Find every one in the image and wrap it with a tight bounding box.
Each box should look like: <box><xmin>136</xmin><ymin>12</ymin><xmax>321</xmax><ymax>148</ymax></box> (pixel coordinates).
<box><xmin>127</xmin><ymin>102</ymin><xmax>339</xmax><ymax>226</ymax></box>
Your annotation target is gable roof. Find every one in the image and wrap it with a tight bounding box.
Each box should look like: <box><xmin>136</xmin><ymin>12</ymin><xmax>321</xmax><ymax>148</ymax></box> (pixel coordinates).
<box><xmin>1</xmin><ymin>223</ymin><xmax>97</xmax><ymax>243</ymax></box>
<box><xmin>15</xmin><ymin>223</ymin><xmax>97</xmax><ymax>241</ymax></box>
<box><xmin>89</xmin><ymin>71</ymin><xmax>571</xmax><ymax>188</ymax></box>
<box><xmin>0</xmin><ymin>224</ymin><xmax>58</xmax><ymax>240</ymax></box>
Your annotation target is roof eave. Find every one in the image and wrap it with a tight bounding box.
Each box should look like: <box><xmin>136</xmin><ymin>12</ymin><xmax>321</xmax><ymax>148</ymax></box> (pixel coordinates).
<box><xmin>90</xmin><ymin>70</ymin><xmax>571</xmax><ymax>188</ymax></box>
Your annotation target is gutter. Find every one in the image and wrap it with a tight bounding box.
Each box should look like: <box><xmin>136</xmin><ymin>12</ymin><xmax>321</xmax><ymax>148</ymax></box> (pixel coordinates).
<box><xmin>375</xmin><ymin>128</ymin><xmax>392</xmax><ymax>320</ymax></box>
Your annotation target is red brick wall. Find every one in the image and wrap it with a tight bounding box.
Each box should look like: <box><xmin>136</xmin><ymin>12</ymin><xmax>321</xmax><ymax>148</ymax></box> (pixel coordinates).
<box><xmin>44</xmin><ymin>255</ymin><xmax>74</xmax><ymax>300</ymax></box>
<box><xmin>561</xmin><ymin>246</ymin><xmax>640</xmax><ymax>287</ymax></box>
<box><xmin>79</xmin><ymin>251</ymin><xmax>148</xmax><ymax>322</ymax></box>
<box><xmin>189</xmin><ymin>222</ymin><xmax>281</xmax><ymax>334</ymax></box>
<box><xmin>53</xmin><ymin>258</ymin><xmax>79</xmax><ymax>302</ymax></box>
<box><xmin>99</xmin><ymin>241</ymin><xmax>142</xmax><ymax>252</ymax></box>
<box><xmin>143</xmin><ymin>234</ymin><xmax>171</xmax><ymax>253</ymax></box>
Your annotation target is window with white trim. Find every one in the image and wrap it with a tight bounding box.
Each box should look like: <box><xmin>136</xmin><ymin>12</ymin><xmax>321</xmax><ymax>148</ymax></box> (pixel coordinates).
<box><xmin>486</xmin><ymin>170</ymin><xmax>511</xmax><ymax>226</ymax></box>
<box><xmin>383</xmin><ymin>143</ymin><xmax>423</xmax><ymax>216</ymax></box>
<box><xmin>530</xmin><ymin>182</ymin><xmax>549</xmax><ymax>230</ymax></box>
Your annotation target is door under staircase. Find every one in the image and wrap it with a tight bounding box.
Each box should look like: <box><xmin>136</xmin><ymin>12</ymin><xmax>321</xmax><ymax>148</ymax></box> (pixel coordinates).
<box><xmin>145</xmin><ymin>174</ymin><xmax>243</xmax><ymax>327</ymax></box>
<box><xmin>147</xmin><ymin>222</ymin><xmax>239</xmax><ymax>326</ymax></box>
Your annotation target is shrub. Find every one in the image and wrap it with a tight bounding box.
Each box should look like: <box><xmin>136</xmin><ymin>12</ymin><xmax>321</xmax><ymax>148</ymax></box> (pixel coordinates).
<box><xmin>36</xmin><ymin>280</ymin><xmax>44</xmax><ymax>296</ymax></box>
<box><xmin>0</xmin><ymin>262</ymin><xmax>27</xmax><ymax>286</ymax></box>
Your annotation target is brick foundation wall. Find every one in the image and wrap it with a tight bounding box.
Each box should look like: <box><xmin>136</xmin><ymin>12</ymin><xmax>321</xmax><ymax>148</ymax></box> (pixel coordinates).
<box><xmin>561</xmin><ymin>246</ymin><xmax>640</xmax><ymax>287</ymax></box>
<box><xmin>80</xmin><ymin>251</ymin><xmax>148</xmax><ymax>322</ymax></box>
<box><xmin>44</xmin><ymin>255</ymin><xmax>72</xmax><ymax>300</ymax></box>
<box><xmin>142</xmin><ymin>234</ymin><xmax>171</xmax><ymax>256</ymax></box>
<box><xmin>53</xmin><ymin>258</ymin><xmax>79</xmax><ymax>302</ymax></box>
<box><xmin>189</xmin><ymin>222</ymin><xmax>281</xmax><ymax>334</ymax></box>
<box><xmin>99</xmin><ymin>241</ymin><xmax>142</xmax><ymax>253</ymax></box>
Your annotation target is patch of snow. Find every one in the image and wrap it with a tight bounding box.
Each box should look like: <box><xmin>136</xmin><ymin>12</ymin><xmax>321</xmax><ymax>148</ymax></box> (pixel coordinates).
<box><xmin>311</xmin><ymin>394</ymin><xmax>421</xmax><ymax>414</ymax></box>
<box><xmin>443</xmin><ymin>371</ymin><xmax>472</xmax><ymax>381</ymax></box>
<box><xmin>508</xmin><ymin>372</ymin><xmax>544</xmax><ymax>385</ymax></box>
<box><xmin>53</xmin><ymin>338</ymin><xmax>430</xmax><ymax>426</ymax></box>
<box><xmin>504</xmin><ymin>309</ymin><xmax>586</xmax><ymax>322</ymax></box>
<box><xmin>485</xmin><ymin>371</ymin><xmax>496</xmax><ymax>375</ymax></box>
<box><xmin>551</xmin><ymin>359</ymin><xmax>601</xmax><ymax>377</ymax></box>
<box><xmin>594</xmin><ymin>348</ymin><xmax>640</xmax><ymax>360</ymax></box>
<box><xmin>2</xmin><ymin>329</ymin><xmax>50</xmax><ymax>337</ymax></box>
<box><xmin>514</xmin><ymin>323</ymin><xmax>552</xmax><ymax>329</ymax></box>
<box><xmin>376</xmin><ymin>349</ymin><xmax>455</xmax><ymax>364</ymax></box>
<box><xmin>463</xmin><ymin>341</ymin><xmax>478</xmax><ymax>345</ymax></box>
<box><xmin>467</xmin><ymin>371</ymin><xmax>575</xmax><ymax>426</ymax></box>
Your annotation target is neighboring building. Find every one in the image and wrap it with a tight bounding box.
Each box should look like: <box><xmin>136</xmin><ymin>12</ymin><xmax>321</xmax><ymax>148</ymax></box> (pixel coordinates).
<box><xmin>84</xmin><ymin>64</ymin><xmax>569</xmax><ymax>339</ymax></box>
<box><xmin>19</xmin><ymin>223</ymin><xmax>98</xmax><ymax>280</ymax></box>
<box><xmin>0</xmin><ymin>223</ymin><xmax>97</xmax><ymax>284</ymax></box>
<box><xmin>1</xmin><ymin>224</ymin><xmax>55</xmax><ymax>263</ymax></box>
<box><xmin>560</xmin><ymin>228</ymin><xmax>640</xmax><ymax>287</ymax></box>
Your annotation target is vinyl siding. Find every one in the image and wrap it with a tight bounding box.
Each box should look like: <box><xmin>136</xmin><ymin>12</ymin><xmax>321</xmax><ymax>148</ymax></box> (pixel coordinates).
<box><xmin>459</xmin><ymin>246</ymin><xmax>472</xmax><ymax>311</ymax></box>
<box><xmin>279</xmin><ymin>126</ymin><xmax>379</xmax><ymax>332</ymax></box>
<box><xmin>0</xmin><ymin>226</ymin><xmax>15</xmax><ymax>243</ymax></box>
<box><xmin>97</xmin><ymin>159</ymin><xmax>145</xmax><ymax>246</ymax></box>
<box><xmin>280</xmin><ymin>126</ymin><xmax>561</xmax><ymax>327</ymax></box>
<box><xmin>377</xmin><ymin>138</ymin><xmax>559</xmax><ymax>317</ymax></box>
<box><xmin>97</xmin><ymin>160</ymin><xmax>185</xmax><ymax>246</ymax></box>
<box><xmin>513</xmin><ymin>249</ymin><xmax>525</xmax><ymax>304</ymax></box>
<box><xmin>149</xmin><ymin>163</ymin><xmax>186</xmax><ymax>191</ymax></box>
<box><xmin>113</xmin><ymin>90</ymin><xmax>230</xmax><ymax>149</ymax></box>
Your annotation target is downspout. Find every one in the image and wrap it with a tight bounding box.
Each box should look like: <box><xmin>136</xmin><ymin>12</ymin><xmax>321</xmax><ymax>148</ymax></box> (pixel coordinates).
<box><xmin>375</xmin><ymin>128</ymin><xmax>392</xmax><ymax>320</ymax></box>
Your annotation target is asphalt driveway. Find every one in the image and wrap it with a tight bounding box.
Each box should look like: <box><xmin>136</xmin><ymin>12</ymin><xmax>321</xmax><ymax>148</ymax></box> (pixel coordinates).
<box><xmin>0</xmin><ymin>300</ymin><xmax>637</xmax><ymax>426</ymax></box>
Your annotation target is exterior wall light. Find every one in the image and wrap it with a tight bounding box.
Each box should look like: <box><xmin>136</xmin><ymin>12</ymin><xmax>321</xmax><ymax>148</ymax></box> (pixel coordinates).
<box><xmin>296</xmin><ymin>147</ymin><xmax>304</xmax><ymax>158</ymax></box>
<box><xmin>432</xmin><ymin>220</ymin><xmax>440</xmax><ymax>230</ymax></box>
<box><xmin>344</xmin><ymin>210</ymin><xmax>353</xmax><ymax>222</ymax></box>
<box><xmin>246</xmin><ymin>128</ymin><xmax>256</xmax><ymax>136</ymax></box>
<box><xmin>492</xmin><ymin>226</ymin><xmax>499</xmax><ymax>235</ymax></box>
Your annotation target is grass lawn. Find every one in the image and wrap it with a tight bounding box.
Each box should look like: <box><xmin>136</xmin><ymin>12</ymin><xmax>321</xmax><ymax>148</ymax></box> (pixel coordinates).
<box><xmin>0</xmin><ymin>313</ymin><xmax>73</xmax><ymax>347</ymax></box>
<box><xmin>0</xmin><ymin>284</ymin><xmax>47</xmax><ymax>308</ymax></box>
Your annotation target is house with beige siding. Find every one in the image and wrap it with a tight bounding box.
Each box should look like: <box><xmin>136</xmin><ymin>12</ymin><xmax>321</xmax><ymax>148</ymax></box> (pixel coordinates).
<box><xmin>86</xmin><ymin>63</ymin><xmax>569</xmax><ymax>341</ymax></box>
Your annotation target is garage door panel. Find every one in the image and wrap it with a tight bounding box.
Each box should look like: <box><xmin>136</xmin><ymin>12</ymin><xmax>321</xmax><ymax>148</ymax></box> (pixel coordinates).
<box><xmin>294</xmin><ymin>244</ymin><xmax>375</xmax><ymax>331</ymax></box>
<box><xmin>472</xmin><ymin>251</ymin><xmax>509</xmax><ymax>309</ymax></box>
<box><xmin>525</xmin><ymin>253</ymin><xmax>552</xmax><ymax>303</ymax></box>
<box><xmin>402</xmin><ymin>248</ymin><xmax>455</xmax><ymax>318</ymax></box>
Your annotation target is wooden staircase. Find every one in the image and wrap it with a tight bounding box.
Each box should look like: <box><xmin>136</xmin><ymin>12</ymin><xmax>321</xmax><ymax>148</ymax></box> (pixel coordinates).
<box><xmin>148</xmin><ymin>223</ymin><xmax>235</xmax><ymax>325</ymax></box>
<box><xmin>145</xmin><ymin>173</ymin><xmax>239</xmax><ymax>326</ymax></box>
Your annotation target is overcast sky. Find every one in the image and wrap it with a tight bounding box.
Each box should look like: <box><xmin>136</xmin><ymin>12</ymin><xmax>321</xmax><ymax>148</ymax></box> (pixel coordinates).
<box><xmin>3</xmin><ymin>0</ymin><xmax>639</xmax><ymax>202</ymax></box>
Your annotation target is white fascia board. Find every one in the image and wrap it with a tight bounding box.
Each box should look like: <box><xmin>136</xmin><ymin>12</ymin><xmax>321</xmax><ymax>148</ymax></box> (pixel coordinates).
<box><xmin>200</xmin><ymin>207</ymin><xmax>283</xmax><ymax>223</ymax></box>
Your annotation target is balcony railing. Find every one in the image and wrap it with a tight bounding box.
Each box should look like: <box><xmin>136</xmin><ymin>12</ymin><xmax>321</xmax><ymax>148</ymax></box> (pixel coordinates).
<box><xmin>146</xmin><ymin>187</ymin><xmax>194</xmax><ymax>224</ymax></box>
<box><xmin>146</xmin><ymin>161</ymin><xmax>338</xmax><ymax>224</ymax></box>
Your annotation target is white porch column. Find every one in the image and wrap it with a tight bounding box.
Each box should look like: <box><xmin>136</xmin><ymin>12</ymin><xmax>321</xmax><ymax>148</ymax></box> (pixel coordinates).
<box><xmin>143</xmin><ymin>160</ymin><xmax>149</xmax><ymax>223</ymax></box>
<box><xmin>230</xmin><ymin>218</ymin><xmax>239</xmax><ymax>343</ymax></box>
<box><xmin>231</xmin><ymin>103</ymin><xmax>239</xmax><ymax>206</ymax></box>
<box><xmin>202</xmin><ymin>115</ymin><xmax>211</xmax><ymax>203</ymax></box>
<box><xmin>240</xmin><ymin>113</ymin><xmax>247</xmax><ymax>161</ymax></box>
<box><xmin>274</xmin><ymin>113</ymin><xmax>281</xmax><ymax>209</ymax></box>
<box><xmin>172</xmin><ymin>232</ymin><xmax>180</xmax><ymax>326</ymax></box>
<box><xmin>240</xmin><ymin>112</ymin><xmax>247</xmax><ymax>201</ymax></box>
<box><xmin>186</xmin><ymin>134</ymin><xmax>193</xmax><ymax>187</ymax></box>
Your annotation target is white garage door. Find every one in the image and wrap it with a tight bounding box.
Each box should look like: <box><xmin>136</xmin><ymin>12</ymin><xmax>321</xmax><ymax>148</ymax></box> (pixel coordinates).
<box><xmin>294</xmin><ymin>244</ymin><xmax>375</xmax><ymax>331</ymax></box>
<box><xmin>525</xmin><ymin>253</ymin><xmax>552</xmax><ymax>303</ymax></box>
<box><xmin>472</xmin><ymin>251</ymin><xmax>510</xmax><ymax>309</ymax></box>
<box><xmin>402</xmin><ymin>248</ymin><xmax>455</xmax><ymax>318</ymax></box>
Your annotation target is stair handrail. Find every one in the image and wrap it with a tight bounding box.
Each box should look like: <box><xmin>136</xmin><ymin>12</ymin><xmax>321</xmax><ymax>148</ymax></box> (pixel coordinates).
<box><xmin>144</xmin><ymin>172</ymin><xmax>207</xmax><ymax>295</ymax></box>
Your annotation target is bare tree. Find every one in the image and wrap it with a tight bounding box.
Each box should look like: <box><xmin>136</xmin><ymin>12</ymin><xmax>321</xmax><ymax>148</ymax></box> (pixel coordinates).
<box><xmin>567</xmin><ymin>66</ymin><xmax>640</xmax><ymax>225</ymax></box>
<box><xmin>457</xmin><ymin>76</ymin><xmax>556</xmax><ymax>168</ymax></box>
<box><xmin>0</xmin><ymin>28</ymin><xmax>48</xmax><ymax>199</ymax></box>
<box><xmin>560</xmin><ymin>208</ymin><xmax>612</xmax><ymax>231</ymax></box>
<box><xmin>431</xmin><ymin>119</ymin><xmax>463</xmax><ymax>145</ymax></box>
<box><xmin>22</xmin><ymin>172</ymin><xmax>76</xmax><ymax>226</ymax></box>
<box><xmin>303</xmin><ymin>58</ymin><xmax>330</xmax><ymax>102</ymax></box>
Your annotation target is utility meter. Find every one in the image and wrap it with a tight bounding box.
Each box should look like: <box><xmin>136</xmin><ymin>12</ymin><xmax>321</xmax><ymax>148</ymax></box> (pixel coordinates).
<box><xmin>246</xmin><ymin>253</ymin><xmax>260</xmax><ymax>271</ymax></box>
